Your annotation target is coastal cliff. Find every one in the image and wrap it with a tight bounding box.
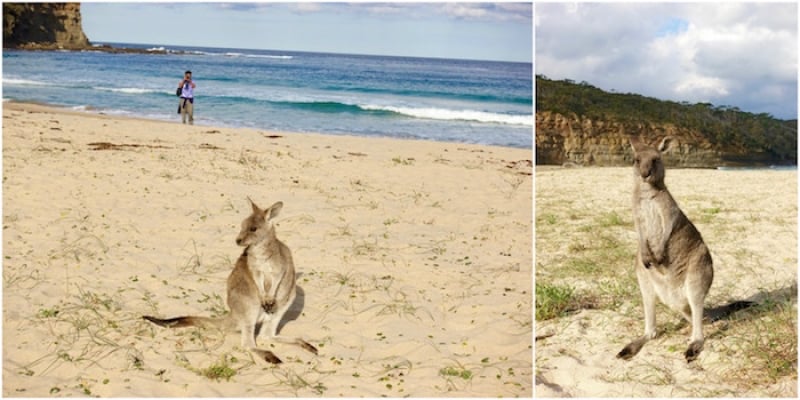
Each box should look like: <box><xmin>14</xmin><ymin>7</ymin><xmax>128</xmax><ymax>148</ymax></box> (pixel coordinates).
<box><xmin>3</xmin><ymin>3</ymin><xmax>90</xmax><ymax>49</ymax></box>
<box><xmin>536</xmin><ymin>76</ymin><xmax>797</xmax><ymax>167</ymax></box>
<box><xmin>536</xmin><ymin>112</ymin><xmax>724</xmax><ymax>167</ymax></box>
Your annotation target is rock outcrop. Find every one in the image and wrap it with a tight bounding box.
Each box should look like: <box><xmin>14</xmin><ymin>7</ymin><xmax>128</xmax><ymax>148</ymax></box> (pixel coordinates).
<box><xmin>534</xmin><ymin>111</ymin><xmax>782</xmax><ymax>167</ymax></box>
<box><xmin>3</xmin><ymin>3</ymin><xmax>90</xmax><ymax>49</ymax></box>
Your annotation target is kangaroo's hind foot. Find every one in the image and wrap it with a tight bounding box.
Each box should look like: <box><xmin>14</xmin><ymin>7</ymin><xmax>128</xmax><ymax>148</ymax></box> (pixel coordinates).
<box><xmin>684</xmin><ymin>339</ymin><xmax>704</xmax><ymax>363</ymax></box>
<box><xmin>251</xmin><ymin>348</ymin><xmax>282</xmax><ymax>364</ymax></box>
<box><xmin>617</xmin><ymin>335</ymin><xmax>650</xmax><ymax>360</ymax></box>
<box><xmin>299</xmin><ymin>339</ymin><xmax>318</xmax><ymax>355</ymax></box>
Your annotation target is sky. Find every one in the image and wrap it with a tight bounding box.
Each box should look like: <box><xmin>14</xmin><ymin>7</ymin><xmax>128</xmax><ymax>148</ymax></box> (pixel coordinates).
<box><xmin>535</xmin><ymin>2</ymin><xmax>798</xmax><ymax>120</ymax></box>
<box><xmin>81</xmin><ymin>2</ymin><xmax>532</xmax><ymax>63</ymax></box>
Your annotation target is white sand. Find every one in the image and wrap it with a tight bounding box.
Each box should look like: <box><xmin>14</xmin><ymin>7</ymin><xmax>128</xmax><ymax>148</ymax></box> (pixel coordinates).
<box><xmin>2</xmin><ymin>102</ymin><xmax>532</xmax><ymax>397</ymax></box>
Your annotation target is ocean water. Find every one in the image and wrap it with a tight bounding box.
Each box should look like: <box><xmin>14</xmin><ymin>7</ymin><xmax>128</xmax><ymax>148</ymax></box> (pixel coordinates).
<box><xmin>2</xmin><ymin>43</ymin><xmax>532</xmax><ymax>148</ymax></box>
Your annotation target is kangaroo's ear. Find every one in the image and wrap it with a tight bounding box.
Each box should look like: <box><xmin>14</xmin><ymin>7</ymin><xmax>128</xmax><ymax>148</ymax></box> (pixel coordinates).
<box><xmin>265</xmin><ymin>201</ymin><xmax>283</xmax><ymax>221</ymax></box>
<box><xmin>657</xmin><ymin>136</ymin><xmax>674</xmax><ymax>153</ymax></box>
<box><xmin>247</xmin><ymin>197</ymin><xmax>261</xmax><ymax>214</ymax></box>
<box><xmin>629</xmin><ymin>136</ymin><xmax>642</xmax><ymax>153</ymax></box>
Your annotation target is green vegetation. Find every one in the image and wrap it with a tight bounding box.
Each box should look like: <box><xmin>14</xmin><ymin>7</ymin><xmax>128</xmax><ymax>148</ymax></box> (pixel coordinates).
<box><xmin>535</xmin><ymin>283</ymin><xmax>600</xmax><ymax>321</ymax></box>
<box><xmin>536</xmin><ymin>75</ymin><xmax>797</xmax><ymax>164</ymax></box>
<box><xmin>201</xmin><ymin>360</ymin><xmax>237</xmax><ymax>381</ymax></box>
<box><xmin>439</xmin><ymin>366</ymin><xmax>473</xmax><ymax>380</ymax></box>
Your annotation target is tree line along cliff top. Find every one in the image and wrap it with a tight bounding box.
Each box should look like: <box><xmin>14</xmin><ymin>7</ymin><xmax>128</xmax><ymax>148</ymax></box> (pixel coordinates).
<box><xmin>536</xmin><ymin>75</ymin><xmax>797</xmax><ymax>166</ymax></box>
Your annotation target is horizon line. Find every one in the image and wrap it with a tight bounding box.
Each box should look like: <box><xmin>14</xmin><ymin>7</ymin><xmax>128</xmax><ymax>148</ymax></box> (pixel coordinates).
<box><xmin>94</xmin><ymin>40</ymin><xmax>533</xmax><ymax>65</ymax></box>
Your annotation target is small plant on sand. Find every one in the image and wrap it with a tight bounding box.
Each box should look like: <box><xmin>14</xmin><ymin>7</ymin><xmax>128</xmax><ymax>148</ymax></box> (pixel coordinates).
<box><xmin>391</xmin><ymin>156</ymin><xmax>414</xmax><ymax>166</ymax></box>
<box><xmin>536</xmin><ymin>283</ymin><xmax>575</xmax><ymax>320</ymax></box>
<box><xmin>699</xmin><ymin>206</ymin><xmax>722</xmax><ymax>223</ymax></box>
<box><xmin>501</xmin><ymin>173</ymin><xmax>526</xmax><ymax>198</ymax></box>
<box><xmin>537</xmin><ymin>213</ymin><xmax>557</xmax><ymax>225</ymax></box>
<box><xmin>270</xmin><ymin>367</ymin><xmax>329</xmax><ymax>395</ymax></box>
<box><xmin>439</xmin><ymin>365</ymin><xmax>473</xmax><ymax>380</ymax></box>
<box><xmin>536</xmin><ymin>283</ymin><xmax>597</xmax><ymax>321</ymax></box>
<box><xmin>438</xmin><ymin>361</ymin><xmax>476</xmax><ymax>392</ymax></box>
<box><xmin>596</xmin><ymin>210</ymin><xmax>628</xmax><ymax>227</ymax></box>
<box><xmin>201</xmin><ymin>359</ymin><xmax>237</xmax><ymax>381</ymax></box>
<box><xmin>37</xmin><ymin>307</ymin><xmax>60</xmax><ymax>318</ymax></box>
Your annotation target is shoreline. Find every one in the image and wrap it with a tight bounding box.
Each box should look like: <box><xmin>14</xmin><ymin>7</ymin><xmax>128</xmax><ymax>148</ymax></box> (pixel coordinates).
<box><xmin>3</xmin><ymin>101</ymin><xmax>532</xmax><ymax>396</ymax></box>
<box><xmin>2</xmin><ymin>99</ymin><xmax>532</xmax><ymax>151</ymax></box>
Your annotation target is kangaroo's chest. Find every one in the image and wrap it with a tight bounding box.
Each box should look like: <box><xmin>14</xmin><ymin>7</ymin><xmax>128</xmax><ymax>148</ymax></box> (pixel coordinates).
<box><xmin>637</xmin><ymin>199</ymin><xmax>667</xmax><ymax>242</ymax></box>
<box><xmin>248</xmin><ymin>253</ymin><xmax>279</xmax><ymax>297</ymax></box>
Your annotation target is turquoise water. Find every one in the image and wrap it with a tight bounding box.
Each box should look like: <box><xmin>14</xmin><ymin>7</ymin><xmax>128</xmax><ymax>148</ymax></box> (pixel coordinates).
<box><xmin>2</xmin><ymin>43</ymin><xmax>532</xmax><ymax>148</ymax></box>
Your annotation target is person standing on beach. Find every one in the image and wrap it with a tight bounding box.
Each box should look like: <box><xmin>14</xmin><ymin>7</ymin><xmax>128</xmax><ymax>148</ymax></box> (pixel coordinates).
<box><xmin>178</xmin><ymin>70</ymin><xmax>196</xmax><ymax>124</ymax></box>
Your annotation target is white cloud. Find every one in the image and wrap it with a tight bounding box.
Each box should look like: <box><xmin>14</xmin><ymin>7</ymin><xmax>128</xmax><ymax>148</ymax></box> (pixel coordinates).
<box><xmin>441</xmin><ymin>3</ymin><xmax>490</xmax><ymax>19</ymax></box>
<box><xmin>289</xmin><ymin>3</ymin><xmax>323</xmax><ymax>13</ymax></box>
<box><xmin>536</xmin><ymin>2</ymin><xmax>798</xmax><ymax>118</ymax></box>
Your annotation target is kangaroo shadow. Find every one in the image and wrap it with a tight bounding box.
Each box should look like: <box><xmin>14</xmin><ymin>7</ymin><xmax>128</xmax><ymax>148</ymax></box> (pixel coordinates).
<box><xmin>704</xmin><ymin>282</ymin><xmax>797</xmax><ymax>339</ymax></box>
<box><xmin>653</xmin><ymin>283</ymin><xmax>797</xmax><ymax>336</ymax></box>
<box><xmin>278</xmin><ymin>285</ymin><xmax>307</xmax><ymax>334</ymax></box>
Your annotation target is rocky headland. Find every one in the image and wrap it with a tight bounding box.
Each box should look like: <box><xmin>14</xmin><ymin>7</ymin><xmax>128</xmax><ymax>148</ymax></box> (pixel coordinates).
<box><xmin>536</xmin><ymin>76</ymin><xmax>797</xmax><ymax>168</ymax></box>
<box><xmin>3</xmin><ymin>3</ymin><xmax>169</xmax><ymax>54</ymax></box>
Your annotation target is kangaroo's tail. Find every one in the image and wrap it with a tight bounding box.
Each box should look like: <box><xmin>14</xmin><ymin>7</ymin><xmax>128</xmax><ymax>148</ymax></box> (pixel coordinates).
<box><xmin>143</xmin><ymin>315</ymin><xmax>232</xmax><ymax>330</ymax></box>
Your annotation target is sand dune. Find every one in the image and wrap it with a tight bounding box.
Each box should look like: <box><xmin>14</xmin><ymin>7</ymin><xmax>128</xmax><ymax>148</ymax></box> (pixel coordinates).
<box><xmin>2</xmin><ymin>102</ymin><xmax>532</xmax><ymax>397</ymax></box>
<box><xmin>535</xmin><ymin>166</ymin><xmax>797</xmax><ymax>397</ymax></box>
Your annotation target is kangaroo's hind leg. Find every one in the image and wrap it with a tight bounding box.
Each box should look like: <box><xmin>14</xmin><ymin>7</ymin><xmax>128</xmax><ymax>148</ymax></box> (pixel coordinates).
<box><xmin>264</xmin><ymin>295</ymin><xmax>318</xmax><ymax>355</ymax></box>
<box><xmin>618</xmin><ymin>263</ymin><xmax>657</xmax><ymax>360</ymax></box>
<box><xmin>683</xmin><ymin>284</ymin><xmax>707</xmax><ymax>362</ymax></box>
<box><xmin>683</xmin><ymin>256</ymin><xmax>713</xmax><ymax>363</ymax></box>
<box><xmin>239</xmin><ymin>314</ymin><xmax>281</xmax><ymax>364</ymax></box>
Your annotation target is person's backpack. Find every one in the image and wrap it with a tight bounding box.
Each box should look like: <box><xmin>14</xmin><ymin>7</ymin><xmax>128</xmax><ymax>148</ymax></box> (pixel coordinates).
<box><xmin>176</xmin><ymin>85</ymin><xmax>183</xmax><ymax>97</ymax></box>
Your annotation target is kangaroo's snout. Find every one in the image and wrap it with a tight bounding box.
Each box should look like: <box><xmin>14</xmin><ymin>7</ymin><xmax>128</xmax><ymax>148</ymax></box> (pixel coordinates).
<box><xmin>640</xmin><ymin>162</ymin><xmax>655</xmax><ymax>180</ymax></box>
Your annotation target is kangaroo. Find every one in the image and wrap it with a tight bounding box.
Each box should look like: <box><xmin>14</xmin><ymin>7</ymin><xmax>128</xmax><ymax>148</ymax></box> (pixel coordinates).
<box><xmin>143</xmin><ymin>198</ymin><xmax>317</xmax><ymax>364</ymax></box>
<box><xmin>617</xmin><ymin>136</ymin><xmax>714</xmax><ymax>363</ymax></box>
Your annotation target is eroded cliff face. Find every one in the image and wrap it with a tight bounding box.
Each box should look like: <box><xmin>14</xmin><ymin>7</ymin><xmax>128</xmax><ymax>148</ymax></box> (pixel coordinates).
<box><xmin>534</xmin><ymin>111</ymin><xmax>773</xmax><ymax>167</ymax></box>
<box><xmin>3</xmin><ymin>3</ymin><xmax>90</xmax><ymax>49</ymax></box>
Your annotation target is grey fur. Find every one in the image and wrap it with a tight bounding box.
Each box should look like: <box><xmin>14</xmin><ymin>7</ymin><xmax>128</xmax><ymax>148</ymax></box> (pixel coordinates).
<box><xmin>617</xmin><ymin>136</ymin><xmax>714</xmax><ymax>363</ymax></box>
<box><xmin>144</xmin><ymin>199</ymin><xmax>317</xmax><ymax>364</ymax></box>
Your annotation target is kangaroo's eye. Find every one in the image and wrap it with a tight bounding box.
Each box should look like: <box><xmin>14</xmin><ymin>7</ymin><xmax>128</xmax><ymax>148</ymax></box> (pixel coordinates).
<box><xmin>249</xmin><ymin>226</ymin><xmax>257</xmax><ymax>232</ymax></box>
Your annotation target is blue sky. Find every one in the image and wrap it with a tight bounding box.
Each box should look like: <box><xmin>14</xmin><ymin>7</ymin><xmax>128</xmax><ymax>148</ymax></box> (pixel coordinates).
<box><xmin>536</xmin><ymin>2</ymin><xmax>798</xmax><ymax>119</ymax></box>
<box><xmin>81</xmin><ymin>2</ymin><xmax>532</xmax><ymax>62</ymax></box>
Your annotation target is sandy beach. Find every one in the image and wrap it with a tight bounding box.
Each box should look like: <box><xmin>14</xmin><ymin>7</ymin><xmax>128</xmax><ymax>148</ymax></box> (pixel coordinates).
<box><xmin>535</xmin><ymin>166</ymin><xmax>797</xmax><ymax>397</ymax></box>
<box><xmin>2</xmin><ymin>102</ymin><xmax>532</xmax><ymax>397</ymax></box>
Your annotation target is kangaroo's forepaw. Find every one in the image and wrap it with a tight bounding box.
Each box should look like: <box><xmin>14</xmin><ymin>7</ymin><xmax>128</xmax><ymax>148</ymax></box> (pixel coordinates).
<box><xmin>685</xmin><ymin>340</ymin><xmax>704</xmax><ymax>363</ymax></box>
<box><xmin>262</xmin><ymin>300</ymin><xmax>275</xmax><ymax>313</ymax></box>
